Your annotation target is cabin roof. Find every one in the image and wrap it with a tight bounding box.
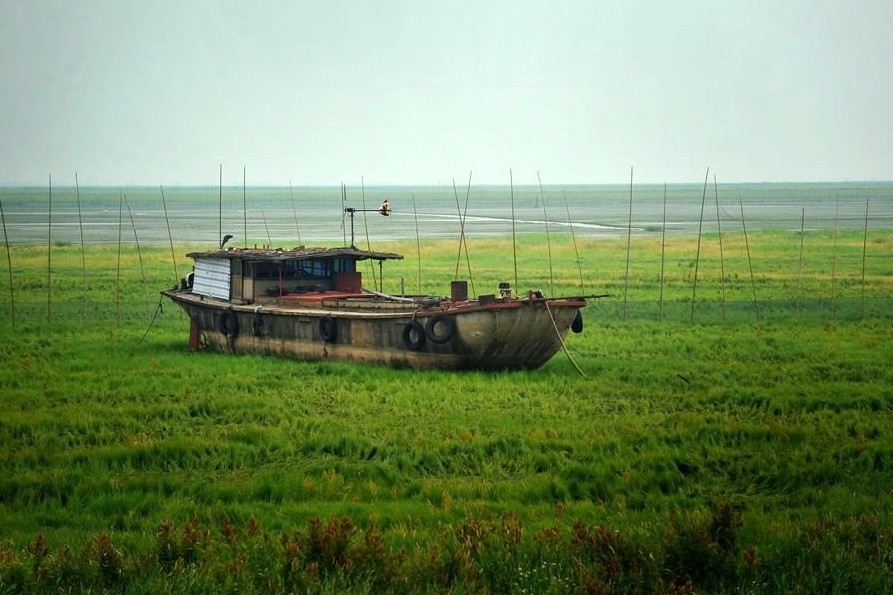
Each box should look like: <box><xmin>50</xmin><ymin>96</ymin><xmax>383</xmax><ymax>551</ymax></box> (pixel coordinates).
<box><xmin>186</xmin><ymin>246</ymin><xmax>404</xmax><ymax>262</ymax></box>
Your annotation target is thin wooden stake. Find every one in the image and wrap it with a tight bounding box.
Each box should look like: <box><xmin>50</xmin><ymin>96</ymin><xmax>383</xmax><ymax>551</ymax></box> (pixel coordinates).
<box><xmin>797</xmin><ymin>206</ymin><xmax>805</xmax><ymax>318</ymax></box>
<box><xmin>830</xmin><ymin>194</ymin><xmax>839</xmax><ymax>320</ymax></box>
<box><xmin>690</xmin><ymin>167</ymin><xmax>710</xmax><ymax>323</ymax></box>
<box><xmin>861</xmin><ymin>195</ymin><xmax>870</xmax><ymax>319</ymax></box>
<box><xmin>623</xmin><ymin>167</ymin><xmax>633</xmax><ymax>320</ymax></box>
<box><xmin>289</xmin><ymin>181</ymin><xmax>301</xmax><ymax>244</ymax></box>
<box><xmin>160</xmin><ymin>185</ymin><xmax>179</xmax><ymax>281</ymax></box>
<box><xmin>537</xmin><ymin>172</ymin><xmax>554</xmax><ymax>296</ymax></box>
<box><xmin>451</xmin><ymin>173</ymin><xmax>475</xmax><ymax>296</ymax></box>
<box><xmin>713</xmin><ymin>175</ymin><xmax>726</xmax><ymax>320</ymax></box>
<box><xmin>659</xmin><ymin>182</ymin><xmax>667</xmax><ymax>321</ymax></box>
<box><xmin>116</xmin><ymin>190</ymin><xmax>123</xmax><ymax>325</ymax></box>
<box><xmin>75</xmin><ymin>173</ymin><xmax>87</xmax><ymax>321</ymax></box>
<box><xmin>562</xmin><ymin>186</ymin><xmax>584</xmax><ymax>293</ymax></box>
<box><xmin>124</xmin><ymin>191</ymin><xmax>150</xmax><ymax>323</ymax></box>
<box><xmin>0</xmin><ymin>189</ymin><xmax>14</xmax><ymax>326</ymax></box>
<box><xmin>740</xmin><ymin>198</ymin><xmax>759</xmax><ymax>322</ymax></box>
<box><xmin>260</xmin><ymin>206</ymin><xmax>272</xmax><ymax>246</ymax></box>
<box><xmin>47</xmin><ymin>174</ymin><xmax>52</xmax><ymax>321</ymax></box>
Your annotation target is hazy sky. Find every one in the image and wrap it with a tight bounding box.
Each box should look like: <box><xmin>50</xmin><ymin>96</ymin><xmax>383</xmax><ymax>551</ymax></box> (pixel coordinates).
<box><xmin>1</xmin><ymin>0</ymin><xmax>891</xmax><ymax>186</ymax></box>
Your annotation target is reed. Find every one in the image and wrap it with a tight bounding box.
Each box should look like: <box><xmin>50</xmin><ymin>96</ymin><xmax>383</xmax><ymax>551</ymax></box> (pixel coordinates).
<box><xmin>0</xmin><ymin>233</ymin><xmax>891</xmax><ymax>592</ymax></box>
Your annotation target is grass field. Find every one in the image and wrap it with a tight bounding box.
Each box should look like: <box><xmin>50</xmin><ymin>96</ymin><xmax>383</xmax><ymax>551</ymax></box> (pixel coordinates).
<box><xmin>0</xmin><ymin>231</ymin><xmax>892</xmax><ymax>593</ymax></box>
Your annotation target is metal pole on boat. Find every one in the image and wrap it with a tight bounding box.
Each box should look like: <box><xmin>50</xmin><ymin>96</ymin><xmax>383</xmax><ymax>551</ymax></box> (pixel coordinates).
<box><xmin>537</xmin><ymin>172</ymin><xmax>554</xmax><ymax>296</ymax></box>
<box><xmin>412</xmin><ymin>195</ymin><xmax>421</xmax><ymax>294</ymax></box>
<box><xmin>510</xmin><ymin>168</ymin><xmax>518</xmax><ymax>291</ymax></box>
<box><xmin>243</xmin><ymin>166</ymin><xmax>247</xmax><ymax>247</ymax></box>
<box><xmin>218</xmin><ymin>164</ymin><xmax>223</xmax><ymax>248</ymax></box>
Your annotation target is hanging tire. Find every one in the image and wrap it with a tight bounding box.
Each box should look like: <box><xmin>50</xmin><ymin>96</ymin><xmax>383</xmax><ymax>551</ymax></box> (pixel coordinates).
<box><xmin>571</xmin><ymin>311</ymin><xmax>584</xmax><ymax>334</ymax></box>
<box><xmin>402</xmin><ymin>320</ymin><xmax>426</xmax><ymax>351</ymax></box>
<box><xmin>425</xmin><ymin>313</ymin><xmax>455</xmax><ymax>344</ymax></box>
<box><xmin>218</xmin><ymin>309</ymin><xmax>239</xmax><ymax>337</ymax></box>
<box><xmin>319</xmin><ymin>315</ymin><xmax>338</xmax><ymax>343</ymax></box>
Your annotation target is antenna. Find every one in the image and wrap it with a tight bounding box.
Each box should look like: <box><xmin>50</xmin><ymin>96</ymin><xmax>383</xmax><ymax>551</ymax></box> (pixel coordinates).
<box><xmin>343</xmin><ymin>199</ymin><xmax>390</xmax><ymax>248</ymax></box>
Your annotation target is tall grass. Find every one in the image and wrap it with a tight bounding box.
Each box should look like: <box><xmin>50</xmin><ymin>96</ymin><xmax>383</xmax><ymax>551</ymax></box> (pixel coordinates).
<box><xmin>0</xmin><ymin>232</ymin><xmax>892</xmax><ymax>592</ymax></box>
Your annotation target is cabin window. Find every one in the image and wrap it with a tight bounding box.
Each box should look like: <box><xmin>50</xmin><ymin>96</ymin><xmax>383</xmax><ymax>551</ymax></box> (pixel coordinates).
<box><xmin>250</xmin><ymin>258</ymin><xmax>356</xmax><ymax>280</ymax></box>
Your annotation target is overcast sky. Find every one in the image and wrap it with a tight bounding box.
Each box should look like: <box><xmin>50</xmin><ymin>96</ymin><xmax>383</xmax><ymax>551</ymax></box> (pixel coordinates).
<box><xmin>1</xmin><ymin>1</ymin><xmax>891</xmax><ymax>187</ymax></box>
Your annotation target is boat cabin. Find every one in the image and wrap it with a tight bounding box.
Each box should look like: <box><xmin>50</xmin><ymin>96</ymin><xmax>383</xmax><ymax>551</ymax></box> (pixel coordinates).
<box><xmin>184</xmin><ymin>246</ymin><xmax>403</xmax><ymax>304</ymax></box>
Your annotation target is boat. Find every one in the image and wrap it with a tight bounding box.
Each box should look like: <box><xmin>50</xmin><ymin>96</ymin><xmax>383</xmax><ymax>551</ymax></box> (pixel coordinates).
<box><xmin>162</xmin><ymin>202</ymin><xmax>594</xmax><ymax>370</ymax></box>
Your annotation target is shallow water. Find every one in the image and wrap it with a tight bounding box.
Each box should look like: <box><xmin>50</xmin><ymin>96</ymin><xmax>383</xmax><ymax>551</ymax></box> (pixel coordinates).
<box><xmin>1</xmin><ymin>181</ymin><xmax>890</xmax><ymax>246</ymax></box>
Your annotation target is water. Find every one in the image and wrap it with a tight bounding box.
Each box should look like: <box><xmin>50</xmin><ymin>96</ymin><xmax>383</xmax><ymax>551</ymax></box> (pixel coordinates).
<box><xmin>0</xmin><ymin>182</ymin><xmax>890</xmax><ymax>246</ymax></box>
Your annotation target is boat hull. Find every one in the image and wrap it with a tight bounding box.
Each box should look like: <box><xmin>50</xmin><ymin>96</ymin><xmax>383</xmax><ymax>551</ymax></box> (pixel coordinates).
<box><xmin>162</xmin><ymin>290</ymin><xmax>585</xmax><ymax>370</ymax></box>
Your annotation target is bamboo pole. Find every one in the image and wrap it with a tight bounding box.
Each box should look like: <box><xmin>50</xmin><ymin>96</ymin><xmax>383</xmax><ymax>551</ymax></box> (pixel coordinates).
<box><xmin>260</xmin><ymin>206</ymin><xmax>272</xmax><ymax>246</ymax></box>
<box><xmin>412</xmin><ymin>195</ymin><xmax>421</xmax><ymax>294</ymax></box>
<box><xmin>690</xmin><ymin>167</ymin><xmax>709</xmax><ymax>323</ymax></box>
<box><xmin>218</xmin><ymin>164</ymin><xmax>223</xmax><ymax>248</ymax></box>
<box><xmin>360</xmin><ymin>176</ymin><xmax>378</xmax><ymax>291</ymax></box>
<box><xmin>509</xmin><ymin>168</ymin><xmax>518</xmax><ymax>291</ymax></box>
<box><xmin>0</xmin><ymin>188</ymin><xmax>14</xmax><ymax>326</ymax></box>
<box><xmin>861</xmin><ymin>196</ymin><xmax>870</xmax><ymax>319</ymax></box>
<box><xmin>713</xmin><ymin>175</ymin><xmax>726</xmax><ymax>320</ymax></box>
<box><xmin>124</xmin><ymin>191</ymin><xmax>150</xmax><ymax>323</ymax></box>
<box><xmin>659</xmin><ymin>182</ymin><xmax>667</xmax><ymax>321</ymax></box>
<box><xmin>289</xmin><ymin>181</ymin><xmax>301</xmax><ymax>244</ymax></box>
<box><xmin>75</xmin><ymin>173</ymin><xmax>87</xmax><ymax>321</ymax></box>
<box><xmin>537</xmin><ymin>172</ymin><xmax>554</xmax><ymax>296</ymax></box>
<box><xmin>462</xmin><ymin>173</ymin><xmax>475</xmax><ymax>297</ymax></box>
<box><xmin>830</xmin><ymin>195</ymin><xmax>839</xmax><ymax>320</ymax></box>
<box><xmin>451</xmin><ymin>173</ymin><xmax>475</xmax><ymax>296</ymax></box>
<box><xmin>740</xmin><ymin>198</ymin><xmax>759</xmax><ymax>322</ymax></box>
<box><xmin>116</xmin><ymin>190</ymin><xmax>123</xmax><ymax>325</ymax></box>
<box><xmin>47</xmin><ymin>174</ymin><xmax>52</xmax><ymax>321</ymax></box>
<box><xmin>341</xmin><ymin>183</ymin><xmax>347</xmax><ymax>246</ymax></box>
<box><xmin>160</xmin><ymin>185</ymin><xmax>179</xmax><ymax>281</ymax></box>
<box><xmin>797</xmin><ymin>206</ymin><xmax>805</xmax><ymax>318</ymax></box>
<box><xmin>562</xmin><ymin>186</ymin><xmax>584</xmax><ymax>293</ymax></box>
<box><xmin>623</xmin><ymin>167</ymin><xmax>633</xmax><ymax>320</ymax></box>
<box><xmin>242</xmin><ymin>166</ymin><xmax>247</xmax><ymax>247</ymax></box>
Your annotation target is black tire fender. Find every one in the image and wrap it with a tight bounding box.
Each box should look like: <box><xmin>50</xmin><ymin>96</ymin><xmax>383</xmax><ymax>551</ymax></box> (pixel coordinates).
<box><xmin>218</xmin><ymin>309</ymin><xmax>239</xmax><ymax>337</ymax></box>
<box><xmin>425</xmin><ymin>312</ymin><xmax>455</xmax><ymax>344</ymax></box>
<box><xmin>571</xmin><ymin>311</ymin><xmax>584</xmax><ymax>334</ymax></box>
<box><xmin>319</xmin><ymin>315</ymin><xmax>338</xmax><ymax>343</ymax></box>
<box><xmin>402</xmin><ymin>320</ymin><xmax>426</xmax><ymax>351</ymax></box>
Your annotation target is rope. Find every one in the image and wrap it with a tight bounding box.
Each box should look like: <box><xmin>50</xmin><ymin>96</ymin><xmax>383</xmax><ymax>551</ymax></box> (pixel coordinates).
<box><xmin>137</xmin><ymin>300</ymin><xmax>164</xmax><ymax>345</ymax></box>
<box><xmin>544</xmin><ymin>301</ymin><xmax>586</xmax><ymax>377</ymax></box>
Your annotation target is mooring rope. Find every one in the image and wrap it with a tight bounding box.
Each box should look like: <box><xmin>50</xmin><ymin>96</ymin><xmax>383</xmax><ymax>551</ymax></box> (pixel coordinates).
<box><xmin>137</xmin><ymin>300</ymin><xmax>164</xmax><ymax>345</ymax></box>
<box><xmin>544</xmin><ymin>301</ymin><xmax>586</xmax><ymax>377</ymax></box>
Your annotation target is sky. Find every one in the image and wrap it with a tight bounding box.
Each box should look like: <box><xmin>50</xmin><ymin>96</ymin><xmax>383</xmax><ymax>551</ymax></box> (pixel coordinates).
<box><xmin>1</xmin><ymin>0</ymin><xmax>891</xmax><ymax>187</ymax></box>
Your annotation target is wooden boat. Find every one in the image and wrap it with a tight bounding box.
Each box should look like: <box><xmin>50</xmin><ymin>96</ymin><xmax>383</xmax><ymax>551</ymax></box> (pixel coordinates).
<box><xmin>162</xmin><ymin>205</ymin><xmax>592</xmax><ymax>370</ymax></box>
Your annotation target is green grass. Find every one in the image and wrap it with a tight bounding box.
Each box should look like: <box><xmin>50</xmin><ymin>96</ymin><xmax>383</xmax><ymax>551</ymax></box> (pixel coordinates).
<box><xmin>0</xmin><ymin>232</ymin><xmax>892</xmax><ymax>592</ymax></box>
